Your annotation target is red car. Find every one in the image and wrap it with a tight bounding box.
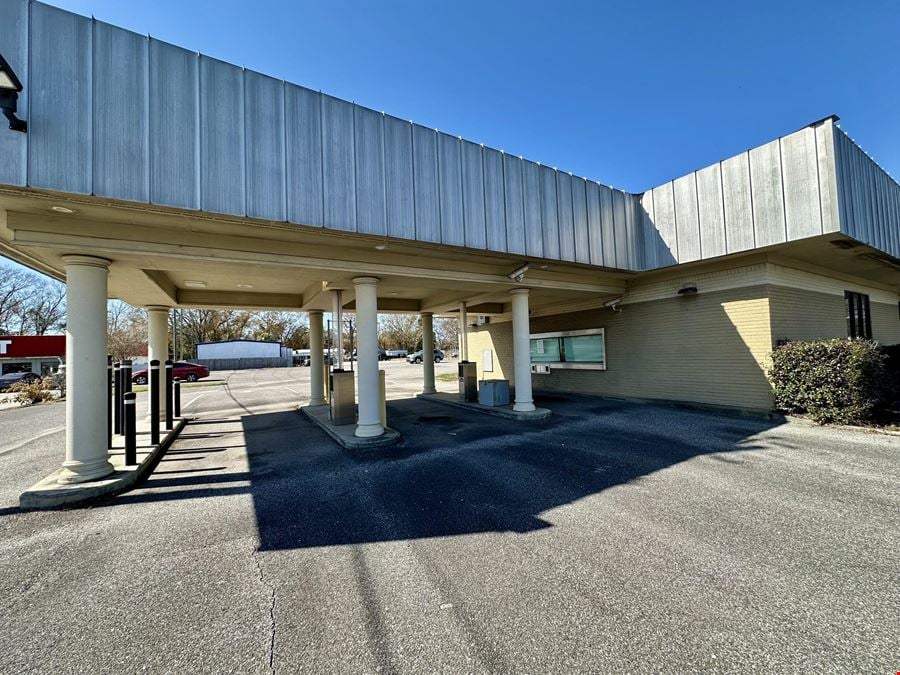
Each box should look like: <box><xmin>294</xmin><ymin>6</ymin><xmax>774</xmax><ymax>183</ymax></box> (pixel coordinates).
<box><xmin>131</xmin><ymin>361</ymin><xmax>209</xmax><ymax>385</ymax></box>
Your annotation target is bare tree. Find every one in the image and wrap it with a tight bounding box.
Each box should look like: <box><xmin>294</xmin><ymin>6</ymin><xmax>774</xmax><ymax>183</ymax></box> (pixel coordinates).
<box><xmin>179</xmin><ymin>309</ymin><xmax>253</xmax><ymax>356</ymax></box>
<box><xmin>107</xmin><ymin>301</ymin><xmax>148</xmax><ymax>361</ymax></box>
<box><xmin>378</xmin><ymin>314</ymin><xmax>422</xmax><ymax>351</ymax></box>
<box><xmin>25</xmin><ymin>278</ymin><xmax>66</xmax><ymax>335</ymax></box>
<box><xmin>249</xmin><ymin>311</ymin><xmax>309</xmax><ymax>349</ymax></box>
<box><xmin>0</xmin><ymin>265</ymin><xmax>37</xmax><ymax>333</ymax></box>
<box><xmin>434</xmin><ymin>316</ymin><xmax>459</xmax><ymax>352</ymax></box>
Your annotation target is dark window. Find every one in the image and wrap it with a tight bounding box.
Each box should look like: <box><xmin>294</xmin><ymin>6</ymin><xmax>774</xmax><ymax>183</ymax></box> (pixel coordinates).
<box><xmin>845</xmin><ymin>291</ymin><xmax>872</xmax><ymax>339</ymax></box>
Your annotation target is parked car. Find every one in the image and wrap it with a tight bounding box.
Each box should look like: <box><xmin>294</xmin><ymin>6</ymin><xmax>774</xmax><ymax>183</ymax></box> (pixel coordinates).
<box><xmin>384</xmin><ymin>349</ymin><xmax>408</xmax><ymax>359</ymax></box>
<box><xmin>406</xmin><ymin>349</ymin><xmax>444</xmax><ymax>364</ymax></box>
<box><xmin>131</xmin><ymin>361</ymin><xmax>209</xmax><ymax>384</ymax></box>
<box><xmin>0</xmin><ymin>371</ymin><xmax>40</xmax><ymax>392</ymax></box>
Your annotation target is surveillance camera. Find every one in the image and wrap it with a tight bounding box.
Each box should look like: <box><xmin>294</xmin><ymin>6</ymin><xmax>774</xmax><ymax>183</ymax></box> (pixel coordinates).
<box><xmin>603</xmin><ymin>296</ymin><xmax>623</xmax><ymax>308</ymax></box>
<box><xmin>507</xmin><ymin>263</ymin><xmax>529</xmax><ymax>283</ymax></box>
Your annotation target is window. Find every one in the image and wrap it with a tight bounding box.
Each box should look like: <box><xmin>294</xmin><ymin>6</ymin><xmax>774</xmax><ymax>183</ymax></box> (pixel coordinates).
<box><xmin>529</xmin><ymin>329</ymin><xmax>606</xmax><ymax>370</ymax></box>
<box><xmin>845</xmin><ymin>291</ymin><xmax>872</xmax><ymax>339</ymax></box>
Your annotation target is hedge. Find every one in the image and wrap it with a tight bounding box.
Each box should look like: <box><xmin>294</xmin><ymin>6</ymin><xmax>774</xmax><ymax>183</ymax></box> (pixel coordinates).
<box><xmin>770</xmin><ymin>339</ymin><xmax>888</xmax><ymax>425</ymax></box>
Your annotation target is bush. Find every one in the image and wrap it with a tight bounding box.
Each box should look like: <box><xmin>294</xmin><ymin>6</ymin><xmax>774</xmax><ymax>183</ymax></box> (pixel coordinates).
<box><xmin>9</xmin><ymin>377</ymin><xmax>57</xmax><ymax>406</ymax></box>
<box><xmin>770</xmin><ymin>339</ymin><xmax>887</xmax><ymax>425</ymax></box>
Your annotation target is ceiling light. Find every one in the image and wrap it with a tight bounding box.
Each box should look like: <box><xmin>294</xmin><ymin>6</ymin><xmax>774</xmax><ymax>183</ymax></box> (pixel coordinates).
<box><xmin>236</xmin><ymin>283</ymin><xmax>254</xmax><ymax>289</ymax></box>
<box><xmin>0</xmin><ymin>52</ymin><xmax>27</xmax><ymax>132</ymax></box>
<box><xmin>374</xmin><ymin>243</ymin><xmax>388</xmax><ymax>251</ymax></box>
<box><xmin>184</xmin><ymin>280</ymin><xmax>207</xmax><ymax>289</ymax></box>
<box><xmin>389</xmin><ymin>292</ymin><xmax>399</xmax><ymax>296</ymax></box>
<box><xmin>50</xmin><ymin>205</ymin><xmax>76</xmax><ymax>214</ymax></box>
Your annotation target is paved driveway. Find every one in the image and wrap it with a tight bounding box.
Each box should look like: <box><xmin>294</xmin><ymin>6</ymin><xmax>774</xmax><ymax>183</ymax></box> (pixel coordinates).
<box><xmin>0</xmin><ymin>369</ymin><xmax>897</xmax><ymax>673</ymax></box>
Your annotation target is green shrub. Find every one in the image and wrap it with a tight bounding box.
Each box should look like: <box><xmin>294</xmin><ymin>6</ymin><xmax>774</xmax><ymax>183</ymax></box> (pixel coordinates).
<box><xmin>770</xmin><ymin>339</ymin><xmax>887</xmax><ymax>425</ymax></box>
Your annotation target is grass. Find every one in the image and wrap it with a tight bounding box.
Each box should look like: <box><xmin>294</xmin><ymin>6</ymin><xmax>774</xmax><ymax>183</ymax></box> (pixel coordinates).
<box><xmin>131</xmin><ymin>380</ymin><xmax>226</xmax><ymax>393</ymax></box>
<box><xmin>436</xmin><ymin>372</ymin><xmax>457</xmax><ymax>382</ymax></box>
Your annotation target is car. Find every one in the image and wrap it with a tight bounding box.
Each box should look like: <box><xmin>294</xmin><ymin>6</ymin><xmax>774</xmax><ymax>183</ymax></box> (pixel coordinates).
<box><xmin>0</xmin><ymin>371</ymin><xmax>40</xmax><ymax>392</ymax></box>
<box><xmin>406</xmin><ymin>349</ymin><xmax>444</xmax><ymax>364</ymax></box>
<box><xmin>131</xmin><ymin>361</ymin><xmax>210</xmax><ymax>385</ymax></box>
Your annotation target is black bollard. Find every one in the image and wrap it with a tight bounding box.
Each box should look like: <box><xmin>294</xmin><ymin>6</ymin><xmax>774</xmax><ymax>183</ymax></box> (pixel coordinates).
<box><xmin>150</xmin><ymin>359</ymin><xmax>160</xmax><ymax>445</ymax></box>
<box><xmin>113</xmin><ymin>361</ymin><xmax>122</xmax><ymax>435</ymax></box>
<box><xmin>123</xmin><ymin>391</ymin><xmax>137</xmax><ymax>465</ymax></box>
<box><xmin>121</xmin><ymin>360</ymin><xmax>133</xmax><ymax>434</ymax></box>
<box><xmin>174</xmin><ymin>377</ymin><xmax>181</xmax><ymax>418</ymax></box>
<box><xmin>111</xmin><ymin>359</ymin><xmax>119</xmax><ymax>437</ymax></box>
<box><xmin>165</xmin><ymin>360</ymin><xmax>173</xmax><ymax>430</ymax></box>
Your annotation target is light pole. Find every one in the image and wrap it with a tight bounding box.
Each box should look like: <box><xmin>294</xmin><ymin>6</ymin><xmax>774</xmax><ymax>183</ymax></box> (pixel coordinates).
<box><xmin>0</xmin><ymin>52</ymin><xmax>27</xmax><ymax>133</ymax></box>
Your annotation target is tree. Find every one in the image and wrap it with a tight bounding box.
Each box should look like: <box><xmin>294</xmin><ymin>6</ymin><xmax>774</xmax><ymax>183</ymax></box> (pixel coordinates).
<box><xmin>0</xmin><ymin>264</ymin><xmax>66</xmax><ymax>335</ymax></box>
<box><xmin>25</xmin><ymin>278</ymin><xmax>66</xmax><ymax>335</ymax></box>
<box><xmin>178</xmin><ymin>309</ymin><xmax>253</xmax><ymax>356</ymax></box>
<box><xmin>107</xmin><ymin>301</ymin><xmax>148</xmax><ymax>361</ymax></box>
<box><xmin>434</xmin><ymin>316</ymin><xmax>459</xmax><ymax>352</ymax></box>
<box><xmin>249</xmin><ymin>311</ymin><xmax>309</xmax><ymax>349</ymax></box>
<box><xmin>378</xmin><ymin>314</ymin><xmax>421</xmax><ymax>351</ymax></box>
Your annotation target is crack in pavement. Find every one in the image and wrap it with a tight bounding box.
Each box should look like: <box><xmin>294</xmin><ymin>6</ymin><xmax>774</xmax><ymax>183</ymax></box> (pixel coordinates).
<box><xmin>252</xmin><ymin>547</ymin><xmax>278</xmax><ymax>674</ymax></box>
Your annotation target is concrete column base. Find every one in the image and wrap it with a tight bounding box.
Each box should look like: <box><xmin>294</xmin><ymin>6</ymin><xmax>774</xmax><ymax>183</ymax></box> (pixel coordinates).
<box><xmin>354</xmin><ymin>421</ymin><xmax>386</xmax><ymax>438</ymax></box>
<box><xmin>56</xmin><ymin>457</ymin><xmax>115</xmax><ymax>484</ymax></box>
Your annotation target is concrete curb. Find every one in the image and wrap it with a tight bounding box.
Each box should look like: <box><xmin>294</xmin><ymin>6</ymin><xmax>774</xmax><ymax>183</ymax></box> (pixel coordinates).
<box><xmin>300</xmin><ymin>405</ymin><xmax>401</xmax><ymax>450</ymax></box>
<box><xmin>19</xmin><ymin>417</ymin><xmax>189</xmax><ymax>510</ymax></box>
<box><xmin>418</xmin><ymin>393</ymin><xmax>552</xmax><ymax>421</ymax></box>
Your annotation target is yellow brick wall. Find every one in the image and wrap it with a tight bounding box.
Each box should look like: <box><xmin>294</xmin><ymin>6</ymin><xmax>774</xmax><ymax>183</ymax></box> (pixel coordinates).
<box><xmin>769</xmin><ymin>286</ymin><xmax>900</xmax><ymax>345</ymax></box>
<box><xmin>467</xmin><ymin>285</ymin><xmax>775</xmax><ymax>411</ymax></box>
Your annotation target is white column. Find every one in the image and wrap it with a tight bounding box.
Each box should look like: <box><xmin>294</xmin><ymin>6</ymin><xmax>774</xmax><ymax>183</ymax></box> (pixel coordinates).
<box><xmin>458</xmin><ymin>302</ymin><xmax>468</xmax><ymax>361</ymax></box>
<box><xmin>146</xmin><ymin>306</ymin><xmax>170</xmax><ymax>420</ymax></box>
<box><xmin>510</xmin><ymin>288</ymin><xmax>535</xmax><ymax>413</ymax></box>
<box><xmin>332</xmin><ymin>289</ymin><xmax>344</xmax><ymax>370</ymax></box>
<box><xmin>58</xmin><ymin>255</ymin><xmax>114</xmax><ymax>484</ymax></box>
<box><xmin>421</xmin><ymin>312</ymin><xmax>436</xmax><ymax>395</ymax></box>
<box><xmin>308</xmin><ymin>310</ymin><xmax>326</xmax><ymax>406</ymax></box>
<box><xmin>353</xmin><ymin>277</ymin><xmax>383</xmax><ymax>438</ymax></box>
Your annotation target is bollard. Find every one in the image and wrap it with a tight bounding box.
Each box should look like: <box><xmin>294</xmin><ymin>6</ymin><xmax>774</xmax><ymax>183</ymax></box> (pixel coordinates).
<box><xmin>123</xmin><ymin>391</ymin><xmax>137</xmax><ymax>465</ymax></box>
<box><xmin>112</xmin><ymin>359</ymin><xmax>120</xmax><ymax>437</ymax></box>
<box><xmin>150</xmin><ymin>359</ymin><xmax>160</xmax><ymax>445</ymax></box>
<box><xmin>165</xmin><ymin>359</ymin><xmax>173</xmax><ymax>431</ymax></box>
<box><xmin>174</xmin><ymin>378</ymin><xmax>181</xmax><ymax>418</ymax></box>
<box><xmin>121</xmin><ymin>360</ymin><xmax>133</xmax><ymax>434</ymax></box>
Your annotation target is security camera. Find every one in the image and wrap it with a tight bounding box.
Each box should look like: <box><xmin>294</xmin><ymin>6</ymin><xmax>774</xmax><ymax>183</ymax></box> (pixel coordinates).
<box><xmin>603</xmin><ymin>296</ymin><xmax>623</xmax><ymax>311</ymax></box>
<box><xmin>507</xmin><ymin>263</ymin><xmax>529</xmax><ymax>283</ymax></box>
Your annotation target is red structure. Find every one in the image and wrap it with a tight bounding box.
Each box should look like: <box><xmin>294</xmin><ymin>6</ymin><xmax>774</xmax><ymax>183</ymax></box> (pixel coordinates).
<box><xmin>0</xmin><ymin>335</ymin><xmax>66</xmax><ymax>375</ymax></box>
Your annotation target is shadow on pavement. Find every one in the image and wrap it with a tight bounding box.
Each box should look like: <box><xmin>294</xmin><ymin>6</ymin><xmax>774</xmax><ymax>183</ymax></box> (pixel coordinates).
<box><xmin>96</xmin><ymin>394</ymin><xmax>784</xmax><ymax>550</ymax></box>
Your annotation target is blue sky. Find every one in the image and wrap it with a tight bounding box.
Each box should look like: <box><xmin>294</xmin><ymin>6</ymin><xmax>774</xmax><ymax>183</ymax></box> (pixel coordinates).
<box><xmin>41</xmin><ymin>0</ymin><xmax>900</xmax><ymax>194</ymax></box>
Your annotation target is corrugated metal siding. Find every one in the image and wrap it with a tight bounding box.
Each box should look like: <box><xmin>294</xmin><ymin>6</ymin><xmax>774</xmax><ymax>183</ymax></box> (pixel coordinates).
<box><xmin>92</xmin><ymin>21</ymin><xmax>148</xmax><ymax>202</ymax></box>
<box><xmin>0</xmin><ymin>0</ymin><xmax>28</xmax><ymax>187</ymax></box>
<box><xmin>834</xmin><ymin>126</ymin><xmax>900</xmax><ymax>260</ymax></box>
<box><xmin>635</xmin><ymin>117</ymin><xmax>893</xmax><ymax>268</ymax></box>
<box><xmin>4</xmin><ymin>4</ymin><xmax>897</xmax><ymax>271</ymax></box>
<box><xmin>28</xmin><ymin>3</ymin><xmax>92</xmax><ymax>194</ymax></box>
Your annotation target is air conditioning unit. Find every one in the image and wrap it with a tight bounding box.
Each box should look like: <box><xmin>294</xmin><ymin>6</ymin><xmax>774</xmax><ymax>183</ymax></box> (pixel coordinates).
<box><xmin>531</xmin><ymin>363</ymin><xmax>550</xmax><ymax>375</ymax></box>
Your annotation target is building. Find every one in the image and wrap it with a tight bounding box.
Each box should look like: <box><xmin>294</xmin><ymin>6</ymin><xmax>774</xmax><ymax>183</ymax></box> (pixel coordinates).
<box><xmin>196</xmin><ymin>339</ymin><xmax>293</xmax><ymax>370</ymax></box>
<box><xmin>0</xmin><ymin>1</ymin><xmax>897</xmax><ymax>482</ymax></box>
<box><xmin>0</xmin><ymin>335</ymin><xmax>65</xmax><ymax>376</ymax></box>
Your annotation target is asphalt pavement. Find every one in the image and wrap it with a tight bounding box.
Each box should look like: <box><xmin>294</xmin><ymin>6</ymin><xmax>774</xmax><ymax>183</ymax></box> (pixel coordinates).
<box><xmin>0</xmin><ymin>363</ymin><xmax>898</xmax><ymax>673</ymax></box>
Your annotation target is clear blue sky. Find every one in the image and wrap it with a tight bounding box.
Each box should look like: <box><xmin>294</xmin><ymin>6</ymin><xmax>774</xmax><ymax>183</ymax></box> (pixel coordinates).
<box><xmin>40</xmin><ymin>0</ymin><xmax>899</xmax><ymax>194</ymax></box>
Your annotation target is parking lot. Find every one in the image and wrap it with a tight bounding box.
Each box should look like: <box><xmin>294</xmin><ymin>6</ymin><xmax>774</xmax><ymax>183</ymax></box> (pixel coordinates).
<box><xmin>0</xmin><ymin>365</ymin><xmax>898</xmax><ymax>673</ymax></box>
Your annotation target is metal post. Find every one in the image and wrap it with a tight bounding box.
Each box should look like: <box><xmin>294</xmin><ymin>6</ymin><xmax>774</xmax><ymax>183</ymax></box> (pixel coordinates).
<box><xmin>123</xmin><ymin>392</ymin><xmax>137</xmax><ymax>465</ymax></box>
<box><xmin>150</xmin><ymin>359</ymin><xmax>160</xmax><ymax>445</ymax></box>
<box><xmin>174</xmin><ymin>377</ymin><xmax>181</xmax><ymax>418</ymax></box>
<box><xmin>107</xmin><ymin>356</ymin><xmax>113</xmax><ymax>446</ymax></box>
<box><xmin>113</xmin><ymin>361</ymin><xmax>122</xmax><ymax>435</ymax></box>
<box><xmin>165</xmin><ymin>359</ymin><xmax>173</xmax><ymax>430</ymax></box>
<box><xmin>121</xmin><ymin>360</ymin><xmax>132</xmax><ymax>433</ymax></box>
